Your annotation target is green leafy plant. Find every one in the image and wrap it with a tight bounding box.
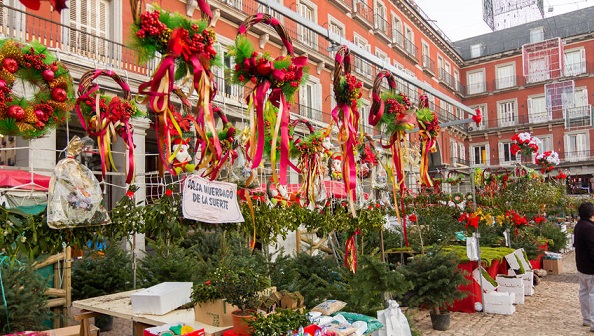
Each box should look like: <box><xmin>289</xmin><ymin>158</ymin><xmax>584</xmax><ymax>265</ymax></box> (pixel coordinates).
<box><xmin>248</xmin><ymin>309</ymin><xmax>310</xmax><ymax>336</ymax></box>
<box><xmin>212</xmin><ymin>266</ymin><xmax>271</xmax><ymax>313</ymax></box>
<box><xmin>71</xmin><ymin>242</ymin><xmax>133</xmax><ymax>300</ymax></box>
<box><xmin>539</xmin><ymin>222</ymin><xmax>568</xmax><ymax>253</ymax></box>
<box><xmin>137</xmin><ymin>241</ymin><xmax>202</xmax><ymax>288</ymax></box>
<box><xmin>0</xmin><ymin>259</ymin><xmax>50</xmax><ymax>333</ymax></box>
<box><xmin>399</xmin><ymin>249</ymin><xmax>469</xmax><ymax>315</ymax></box>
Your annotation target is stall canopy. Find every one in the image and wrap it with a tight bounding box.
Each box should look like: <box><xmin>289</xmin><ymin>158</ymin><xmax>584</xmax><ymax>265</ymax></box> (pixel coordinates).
<box><xmin>0</xmin><ymin>169</ymin><xmax>50</xmax><ymax>214</ymax></box>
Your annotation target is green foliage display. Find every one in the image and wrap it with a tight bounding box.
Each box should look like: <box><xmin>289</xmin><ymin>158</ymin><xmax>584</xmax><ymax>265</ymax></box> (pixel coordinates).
<box><xmin>0</xmin><ymin>259</ymin><xmax>50</xmax><ymax>333</ymax></box>
<box><xmin>248</xmin><ymin>309</ymin><xmax>310</xmax><ymax>336</ymax></box>
<box><xmin>443</xmin><ymin>245</ymin><xmax>514</xmax><ymax>266</ymax></box>
<box><xmin>538</xmin><ymin>222</ymin><xmax>568</xmax><ymax>253</ymax></box>
<box><xmin>211</xmin><ymin>265</ymin><xmax>271</xmax><ymax>313</ymax></box>
<box><xmin>137</xmin><ymin>241</ymin><xmax>202</xmax><ymax>288</ymax></box>
<box><xmin>399</xmin><ymin>250</ymin><xmax>469</xmax><ymax>315</ymax></box>
<box><xmin>71</xmin><ymin>242</ymin><xmax>133</xmax><ymax>300</ymax></box>
<box><xmin>406</xmin><ymin>204</ymin><xmax>464</xmax><ymax>249</ymax></box>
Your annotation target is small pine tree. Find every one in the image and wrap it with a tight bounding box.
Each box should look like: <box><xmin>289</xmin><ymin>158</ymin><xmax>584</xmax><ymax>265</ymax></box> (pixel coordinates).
<box><xmin>0</xmin><ymin>260</ymin><xmax>50</xmax><ymax>333</ymax></box>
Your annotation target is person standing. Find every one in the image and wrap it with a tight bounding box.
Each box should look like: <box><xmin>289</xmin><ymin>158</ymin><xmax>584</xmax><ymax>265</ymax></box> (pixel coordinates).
<box><xmin>575</xmin><ymin>202</ymin><xmax>594</xmax><ymax>331</ymax></box>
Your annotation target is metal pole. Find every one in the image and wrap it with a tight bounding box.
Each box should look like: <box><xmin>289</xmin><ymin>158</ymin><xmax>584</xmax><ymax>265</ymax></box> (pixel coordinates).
<box><xmin>470</xmin><ymin>170</ymin><xmax>485</xmax><ymax>314</ymax></box>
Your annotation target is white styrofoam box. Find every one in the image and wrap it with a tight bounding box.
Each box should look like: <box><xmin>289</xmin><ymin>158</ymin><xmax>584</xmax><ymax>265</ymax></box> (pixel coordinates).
<box><xmin>497</xmin><ymin>285</ymin><xmax>525</xmax><ymax>304</ymax></box>
<box><xmin>496</xmin><ymin>275</ymin><xmax>523</xmax><ymax>287</ymax></box>
<box><xmin>521</xmin><ymin>271</ymin><xmax>534</xmax><ymax>296</ymax></box>
<box><xmin>131</xmin><ymin>282</ymin><xmax>193</xmax><ymax>315</ymax></box>
<box><xmin>514</xmin><ymin>249</ymin><xmax>532</xmax><ymax>271</ymax></box>
<box><xmin>505</xmin><ymin>252</ymin><xmax>521</xmax><ymax>271</ymax></box>
<box><xmin>472</xmin><ymin>267</ymin><xmax>498</xmax><ymax>293</ymax></box>
<box><xmin>483</xmin><ymin>292</ymin><xmax>516</xmax><ymax>315</ymax></box>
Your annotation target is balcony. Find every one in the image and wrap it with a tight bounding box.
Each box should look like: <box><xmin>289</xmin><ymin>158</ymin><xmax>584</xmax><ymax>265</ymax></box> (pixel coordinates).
<box><xmin>353</xmin><ymin>55</ymin><xmax>373</xmax><ymax>80</ymax></box>
<box><xmin>213</xmin><ymin>74</ymin><xmax>243</xmax><ymax>103</ymax></box>
<box><xmin>493</xmin><ymin>75</ymin><xmax>522</xmax><ymax>91</ymax></box>
<box><xmin>564</xmin><ymin>60</ymin><xmax>588</xmax><ymax>77</ymax></box>
<box><xmin>392</xmin><ymin>29</ymin><xmax>404</xmax><ymax>51</ymax></box>
<box><xmin>283</xmin><ymin>22</ymin><xmax>330</xmax><ymax>63</ymax></box>
<box><xmin>450</xmin><ymin>156</ymin><xmax>470</xmax><ymax>167</ymax></box>
<box><xmin>0</xmin><ymin>4</ymin><xmax>157</xmax><ymax>78</ymax></box>
<box><xmin>328</xmin><ymin>0</ymin><xmax>352</xmax><ymax>14</ymax></box>
<box><xmin>438</xmin><ymin>69</ymin><xmax>455</xmax><ymax>89</ymax></box>
<box><xmin>374</xmin><ymin>15</ymin><xmax>392</xmax><ymax>43</ymax></box>
<box><xmin>464</xmin><ymin>82</ymin><xmax>488</xmax><ymax>96</ymax></box>
<box><xmin>289</xmin><ymin>103</ymin><xmax>324</xmax><ymax>122</ymax></box>
<box><xmin>352</xmin><ymin>0</ymin><xmax>374</xmax><ymax>29</ymax></box>
<box><xmin>421</xmin><ymin>55</ymin><xmax>435</xmax><ymax>76</ymax></box>
<box><xmin>565</xmin><ymin>105</ymin><xmax>593</xmax><ymax>129</ymax></box>
<box><xmin>403</xmin><ymin>37</ymin><xmax>418</xmax><ymax>62</ymax></box>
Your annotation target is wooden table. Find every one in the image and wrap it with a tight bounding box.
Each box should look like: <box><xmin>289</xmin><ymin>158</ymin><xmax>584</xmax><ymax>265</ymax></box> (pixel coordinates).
<box><xmin>72</xmin><ymin>290</ymin><xmax>232</xmax><ymax>336</ymax></box>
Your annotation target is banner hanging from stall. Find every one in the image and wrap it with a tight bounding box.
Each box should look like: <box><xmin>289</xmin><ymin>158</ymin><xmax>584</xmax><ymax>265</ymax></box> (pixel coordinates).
<box><xmin>182</xmin><ymin>175</ymin><xmax>244</xmax><ymax>223</ymax></box>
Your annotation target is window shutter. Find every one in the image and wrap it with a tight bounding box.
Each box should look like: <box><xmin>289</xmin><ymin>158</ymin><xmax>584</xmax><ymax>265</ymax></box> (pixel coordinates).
<box><xmin>578</xmin><ymin>134</ymin><xmax>587</xmax><ymax>157</ymax></box>
<box><xmin>459</xmin><ymin>144</ymin><xmax>466</xmax><ymax>161</ymax></box>
<box><xmin>580</xmin><ymin>49</ymin><xmax>586</xmax><ymax>73</ymax></box>
<box><xmin>498</xmin><ymin>143</ymin><xmax>504</xmax><ymax>164</ymax></box>
<box><xmin>315</xmin><ymin>83</ymin><xmax>322</xmax><ymax>120</ymax></box>
<box><xmin>298</xmin><ymin>83</ymin><xmax>306</xmax><ymax>117</ymax></box>
<box><xmin>527</xmin><ymin>97</ymin><xmax>533</xmax><ymax>115</ymax></box>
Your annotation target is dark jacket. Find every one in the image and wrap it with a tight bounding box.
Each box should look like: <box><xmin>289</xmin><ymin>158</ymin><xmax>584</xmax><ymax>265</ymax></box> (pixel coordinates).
<box><xmin>575</xmin><ymin>218</ymin><xmax>594</xmax><ymax>274</ymax></box>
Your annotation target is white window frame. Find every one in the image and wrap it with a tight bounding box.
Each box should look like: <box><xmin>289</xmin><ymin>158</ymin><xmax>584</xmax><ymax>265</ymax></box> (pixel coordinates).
<box><xmin>495</xmin><ymin>62</ymin><xmax>516</xmax><ymax>90</ymax></box>
<box><xmin>499</xmin><ymin>142</ymin><xmax>518</xmax><ymax>166</ymax></box>
<box><xmin>564</xmin><ymin>131</ymin><xmax>589</xmax><ymax>162</ymax></box>
<box><xmin>297</xmin><ymin>0</ymin><xmax>318</xmax><ymax>50</ymax></box>
<box><xmin>538</xmin><ymin>136</ymin><xmax>554</xmax><ymax>154</ymax></box>
<box><xmin>470</xmin><ymin>143</ymin><xmax>490</xmax><ymax>166</ymax></box>
<box><xmin>354</xmin><ymin>33</ymin><xmax>372</xmax><ymax>78</ymax></box>
<box><xmin>530</xmin><ymin>27</ymin><xmax>544</xmax><ymax>43</ymax></box>
<box><xmin>527</xmin><ymin>56</ymin><xmax>550</xmax><ymax>83</ymax></box>
<box><xmin>566</xmin><ymin>87</ymin><xmax>591</xmax><ymax>123</ymax></box>
<box><xmin>421</xmin><ymin>40</ymin><xmax>430</xmax><ymax>66</ymax></box>
<box><xmin>392</xmin><ymin>13</ymin><xmax>402</xmax><ymax>45</ymax></box>
<box><xmin>459</xmin><ymin>143</ymin><xmax>466</xmax><ymax>163</ymax></box>
<box><xmin>450</xmin><ymin>139</ymin><xmax>458</xmax><ymax>164</ymax></box>
<box><xmin>564</xmin><ymin>48</ymin><xmax>586</xmax><ymax>77</ymax></box>
<box><xmin>472</xmin><ymin>104</ymin><xmax>487</xmax><ymax>130</ymax></box>
<box><xmin>299</xmin><ymin>76</ymin><xmax>323</xmax><ymax>121</ymax></box>
<box><xmin>527</xmin><ymin>94</ymin><xmax>549</xmax><ymax>123</ymax></box>
<box><xmin>375</xmin><ymin>47</ymin><xmax>389</xmax><ymax>67</ymax></box>
<box><xmin>359</xmin><ymin>99</ymin><xmax>372</xmax><ymax>134</ymax></box>
<box><xmin>328</xmin><ymin>15</ymin><xmax>346</xmax><ymax>37</ymax></box>
<box><xmin>470</xmin><ymin>44</ymin><xmax>482</xmax><ymax>58</ymax></box>
<box><xmin>374</xmin><ymin>0</ymin><xmax>387</xmax><ymax>32</ymax></box>
<box><xmin>497</xmin><ymin>99</ymin><xmax>517</xmax><ymax>127</ymax></box>
<box><xmin>467</xmin><ymin>69</ymin><xmax>486</xmax><ymax>95</ymax></box>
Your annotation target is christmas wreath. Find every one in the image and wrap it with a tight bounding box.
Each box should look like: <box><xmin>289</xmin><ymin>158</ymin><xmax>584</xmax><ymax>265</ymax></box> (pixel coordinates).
<box><xmin>230</xmin><ymin>13</ymin><xmax>308</xmax><ymax>188</ymax></box>
<box><xmin>416</xmin><ymin>94</ymin><xmax>440</xmax><ymax>187</ymax></box>
<box><xmin>75</xmin><ymin>69</ymin><xmax>144</xmax><ymax>184</ymax></box>
<box><xmin>0</xmin><ymin>39</ymin><xmax>74</xmax><ymax>138</ymax></box>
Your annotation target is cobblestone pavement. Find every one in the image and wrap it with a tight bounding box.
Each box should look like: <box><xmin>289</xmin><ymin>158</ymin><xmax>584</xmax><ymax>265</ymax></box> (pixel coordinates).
<box><xmin>414</xmin><ymin>250</ymin><xmax>586</xmax><ymax>335</ymax></box>
<box><xmin>77</xmin><ymin>251</ymin><xmax>586</xmax><ymax>336</ymax></box>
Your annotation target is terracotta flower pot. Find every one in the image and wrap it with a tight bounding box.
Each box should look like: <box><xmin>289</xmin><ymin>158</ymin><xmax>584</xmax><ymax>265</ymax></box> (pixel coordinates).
<box><xmin>231</xmin><ymin>309</ymin><xmax>257</xmax><ymax>335</ymax></box>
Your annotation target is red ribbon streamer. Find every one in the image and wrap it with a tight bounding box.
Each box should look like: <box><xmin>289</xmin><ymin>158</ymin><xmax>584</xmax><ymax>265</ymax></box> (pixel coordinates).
<box><xmin>344</xmin><ymin>228</ymin><xmax>362</xmax><ymax>273</ymax></box>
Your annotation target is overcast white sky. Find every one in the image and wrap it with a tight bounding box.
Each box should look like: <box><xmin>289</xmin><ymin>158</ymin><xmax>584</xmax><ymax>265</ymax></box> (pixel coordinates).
<box><xmin>412</xmin><ymin>0</ymin><xmax>594</xmax><ymax>41</ymax></box>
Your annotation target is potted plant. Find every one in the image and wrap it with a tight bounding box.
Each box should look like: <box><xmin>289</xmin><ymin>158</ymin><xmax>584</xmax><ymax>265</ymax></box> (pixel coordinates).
<box><xmin>202</xmin><ymin>266</ymin><xmax>270</xmax><ymax>335</ymax></box>
<box><xmin>248</xmin><ymin>309</ymin><xmax>310</xmax><ymax>336</ymax></box>
<box><xmin>400</xmin><ymin>249</ymin><xmax>469</xmax><ymax>331</ymax></box>
<box><xmin>71</xmin><ymin>241</ymin><xmax>133</xmax><ymax>332</ymax></box>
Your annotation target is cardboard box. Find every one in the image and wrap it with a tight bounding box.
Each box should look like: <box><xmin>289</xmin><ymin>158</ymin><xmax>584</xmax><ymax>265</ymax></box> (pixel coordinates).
<box><xmin>194</xmin><ymin>300</ymin><xmax>238</xmax><ymax>327</ymax></box>
<box><xmin>144</xmin><ymin>323</ymin><xmax>205</xmax><ymax>336</ymax></box>
<box><xmin>131</xmin><ymin>282</ymin><xmax>193</xmax><ymax>315</ymax></box>
<box><xmin>543</xmin><ymin>258</ymin><xmax>563</xmax><ymax>275</ymax></box>
<box><xmin>49</xmin><ymin>325</ymin><xmax>99</xmax><ymax>336</ymax></box>
<box><xmin>483</xmin><ymin>292</ymin><xmax>516</xmax><ymax>315</ymax></box>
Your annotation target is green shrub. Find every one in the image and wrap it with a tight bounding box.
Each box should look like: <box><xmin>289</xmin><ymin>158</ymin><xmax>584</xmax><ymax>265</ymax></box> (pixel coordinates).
<box><xmin>137</xmin><ymin>242</ymin><xmax>202</xmax><ymax>287</ymax></box>
<box><xmin>539</xmin><ymin>222</ymin><xmax>568</xmax><ymax>253</ymax></box>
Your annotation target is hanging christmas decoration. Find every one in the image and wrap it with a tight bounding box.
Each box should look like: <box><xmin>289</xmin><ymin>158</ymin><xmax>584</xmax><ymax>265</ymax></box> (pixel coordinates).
<box><xmin>0</xmin><ymin>39</ymin><xmax>74</xmax><ymax>138</ymax></box>
<box><xmin>130</xmin><ymin>1</ymin><xmax>221</xmax><ymax>176</ymax></box>
<box><xmin>331</xmin><ymin>46</ymin><xmax>361</xmax><ymax>215</ymax></box>
<box><xmin>75</xmin><ymin>69</ymin><xmax>144</xmax><ymax>184</ymax></box>
<box><xmin>18</xmin><ymin>0</ymin><xmax>67</xmax><ymax>13</ymax></box>
<box><xmin>195</xmin><ymin>105</ymin><xmax>238</xmax><ymax>179</ymax></box>
<box><xmin>168</xmin><ymin>87</ymin><xmax>196</xmax><ymax>175</ymax></box>
<box><xmin>416</xmin><ymin>94</ymin><xmax>440</xmax><ymax>187</ymax></box>
<box><xmin>229</xmin><ymin>13</ymin><xmax>308</xmax><ymax>186</ymax></box>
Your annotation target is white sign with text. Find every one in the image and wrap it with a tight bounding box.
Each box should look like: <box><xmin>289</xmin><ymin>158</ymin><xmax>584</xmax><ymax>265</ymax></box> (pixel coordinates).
<box><xmin>182</xmin><ymin>175</ymin><xmax>244</xmax><ymax>223</ymax></box>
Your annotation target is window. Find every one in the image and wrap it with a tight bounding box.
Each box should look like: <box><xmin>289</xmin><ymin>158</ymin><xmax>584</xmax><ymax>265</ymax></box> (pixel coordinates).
<box><xmin>0</xmin><ymin>0</ymin><xmax>25</xmax><ymax>34</ymax></box>
<box><xmin>527</xmin><ymin>95</ymin><xmax>549</xmax><ymax>123</ymax></box>
<box><xmin>470</xmin><ymin>144</ymin><xmax>489</xmax><ymax>166</ymax></box>
<box><xmin>472</xmin><ymin>104</ymin><xmax>487</xmax><ymax>130</ymax></box>
<box><xmin>68</xmin><ymin>0</ymin><xmax>111</xmax><ymax>57</ymax></box>
<box><xmin>450</xmin><ymin>140</ymin><xmax>458</xmax><ymax>163</ymax></box>
<box><xmin>467</xmin><ymin>70</ymin><xmax>486</xmax><ymax>94</ymax></box>
<box><xmin>354</xmin><ymin>34</ymin><xmax>371</xmax><ymax>78</ymax></box>
<box><xmin>565</xmin><ymin>49</ymin><xmax>586</xmax><ymax>76</ymax></box>
<box><xmin>375</xmin><ymin>48</ymin><xmax>389</xmax><ymax>69</ymax></box>
<box><xmin>527</xmin><ymin>56</ymin><xmax>550</xmax><ymax>83</ymax></box>
<box><xmin>498</xmin><ymin>100</ymin><xmax>516</xmax><ymax>127</ymax></box>
<box><xmin>565</xmin><ymin>132</ymin><xmax>589</xmax><ymax>161</ymax></box>
<box><xmin>454</xmin><ymin>69</ymin><xmax>460</xmax><ymax>91</ymax></box>
<box><xmin>392</xmin><ymin>15</ymin><xmax>402</xmax><ymax>45</ymax></box>
<box><xmin>258</xmin><ymin>0</ymin><xmax>282</xmax><ymax>22</ymax></box>
<box><xmin>298</xmin><ymin>1</ymin><xmax>317</xmax><ymax>49</ymax></box>
<box><xmin>404</xmin><ymin>26</ymin><xmax>415</xmax><ymax>56</ymax></box>
<box><xmin>530</xmin><ymin>27</ymin><xmax>544</xmax><ymax>43</ymax></box>
<box><xmin>375</xmin><ymin>1</ymin><xmax>386</xmax><ymax>32</ymax></box>
<box><xmin>566</xmin><ymin>88</ymin><xmax>591</xmax><ymax>125</ymax></box>
<box><xmin>496</xmin><ymin>63</ymin><xmax>515</xmax><ymax>89</ymax></box>
<box><xmin>421</xmin><ymin>41</ymin><xmax>430</xmax><ymax>67</ymax></box>
<box><xmin>459</xmin><ymin>143</ymin><xmax>466</xmax><ymax>163</ymax></box>
<box><xmin>470</xmin><ymin>44</ymin><xmax>482</xmax><ymax>58</ymax></box>
<box><xmin>499</xmin><ymin>142</ymin><xmax>517</xmax><ymax>165</ymax></box>
<box><xmin>328</xmin><ymin>17</ymin><xmax>345</xmax><ymax>37</ymax></box>
<box><xmin>538</xmin><ymin>136</ymin><xmax>553</xmax><ymax>154</ymax></box>
<box><xmin>299</xmin><ymin>79</ymin><xmax>322</xmax><ymax>121</ymax></box>
<box><xmin>212</xmin><ymin>47</ymin><xmax>242</xmax><ymax>101</ymax></box>
<box><xmin>360</xmin><ymin>100</ymin><xmax>371</xmax><ymax>133</ymax></box>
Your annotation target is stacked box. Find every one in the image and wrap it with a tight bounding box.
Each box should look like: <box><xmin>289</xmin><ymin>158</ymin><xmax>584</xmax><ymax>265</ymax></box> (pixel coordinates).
<box><xmin>483</xmin><ymin>291</ymin><xmax>516</xmax><ymax>315</ymax></box>
<box><xmin>507</xmin><ymin>270</ymin><xmax>534</xmax><ymax>295</ymax></box>
<box><xmin>131</xmin><ymin>282</ymin><xmax>193</xmax><ymax>315</ymax></box>
<box><xmin>543</xmin><ymin>258</ymin><xmax>563</xmax><ymax>275</ymax></box>
<box><xmin>495</xmin><ymin>275</ymin><xmax>525</xmax><ymax>304</ymax></box>
<box><xmin>472</xmin><ymin>267</ymin><xmax>498</xmax><ymax>293</ymax></box>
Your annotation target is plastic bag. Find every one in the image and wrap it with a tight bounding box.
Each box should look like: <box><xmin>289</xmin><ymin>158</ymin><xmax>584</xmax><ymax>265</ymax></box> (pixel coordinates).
<box><xmin>376</xmin><ymin>300</ymin><xmax>411</xmax><ymax>336</ymax></box>
<box><xmin>47</xmin><ymin>136</ymin><xmax>110</xmax><ymax>229</ymax></box>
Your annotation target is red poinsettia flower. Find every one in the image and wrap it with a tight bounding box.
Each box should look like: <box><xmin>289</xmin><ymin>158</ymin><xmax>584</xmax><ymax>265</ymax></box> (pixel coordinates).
<box><xmin>165</xmin><ymin>189</ymin><xmax>173</xmax><ymax>197</ymax></box>
<box><xmin>409</xmin><ymin>214</ymin><xmax>417</xmax><ymax>222</ymax></box>
<box><xmin>19</xmin><ymin>0</ymin><xmax>68</xmax><ymax>13</ymax></box>
<box><xmin>533</xmin><ymin>215</ymin><xmax>546</xmax><ymax>225</ymax></box>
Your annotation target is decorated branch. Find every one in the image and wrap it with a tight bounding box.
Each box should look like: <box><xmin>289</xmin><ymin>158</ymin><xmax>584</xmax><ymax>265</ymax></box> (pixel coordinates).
<box><xmin>291</xmin><ymin>118</ymin><xmax>332</xmax><ymax>209</ymax></box>
<box><xmin>511</xmin><ymin>132</ymin><xmax>540</xmax><ymax>156</ymax></box>
<box><xmin>169</xmin><ymin>88</ymin><xmax>197</xmax><ymax>175</ymax></box>
<box><xmin>196</xmin><ymin>105</ymin><xmax>238</xmax><ymax>179</ymax></box>
<box><xmin>230</xmin><ymin>13</ymin><xmax>308</xmax><ymax>187</ymax></box>
<box><xmin>0</xmin><ymin>39</ymin><xmax>74</xmax><ymax>138</ymax></box>
<box><xmin>75</xmin><ymin>69</ymin><xmax>144</xmax><ymax>184</ymax></box>
<box><xmin>331</xmin><ymin>46</ymin><xmax>362</xmax><ymax>215</ymax></box>
<box><xmin>416</xmin><ymin>94</ymin><xmax>440</xmax><ymax>187</ymax></box>
<box><xmin>535</xmin><ymin>150</ymin><xmax>560</xmax><ymax>173</ymax></box>
<box><xmin>130</xmin><ymin>1</ymin><xmax>221</xmax><ymax>176</ymax></box>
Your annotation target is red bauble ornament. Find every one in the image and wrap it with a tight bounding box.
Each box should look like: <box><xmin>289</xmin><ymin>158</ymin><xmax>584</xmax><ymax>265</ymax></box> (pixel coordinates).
<box><xmin>7</xmin><ymin>105</ymin><xmax>25</xmax><ymax>121</ymax></box>
<box><xmin>205</xmin><ymin>45</ymin><xmax>217</xmax><ymax>57</ymax></box>
<box><xmin>42</xmin><ymin>69</ymin><xmax>55</xmax><ymax>82</ymax></box>
<box><xmin>34</xmin><ymin>109</ymin><xmax>45</xmax><ymax>121</ymax></box>
<box><xmin>0</xmin><ymin>79</ymin><xmax>7</xmax><ymax>91</ymax></box>
<box><xmin>50</xmin><ymin>62</ymin><xmax>59</xmax><ymax>72</ymax></box>
<box><xmin>51</xmin><ymin>87</ymin><xmax>67</xmax><ymax>102</ymax></box>
<box><xmin>256</xmin><ymin>62</ymin><xmax>272</xmax><ymax>76</ymax></box>
<box><xmin>2</xmin><ymin>58</ymin><xmax>18</xmax><ymax>73</ymax></box>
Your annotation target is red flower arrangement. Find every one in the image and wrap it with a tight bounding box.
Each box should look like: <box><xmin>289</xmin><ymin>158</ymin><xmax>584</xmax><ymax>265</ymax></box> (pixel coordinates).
<box><xmin>358</xmin><ymin>142</ymin><xmax>378</xmax><ymax>179</ymax></box>
<box><xmin>458</xmin><ymin>212</ymin><xmax>479</xmax><ymax>229</ymax></box>
<box><xmin>505</xmin><ymin>210</ymin><xmax>529</xmax><ymax>227</ymax></box>
<box><xmin>554</xmin><ymin>169</ymin><xmax>567</xmax><ymax>180</ymax></box>
<box><xmin>472</xmin><ymin>108</ymin><xmax>483</xmax><ymax>126</ymax></box>
<box><xmin>533</xmin><ymin>215</ymin><xmax>546</xmax><ymax>225</ymax></box>
<box><xmin>510</xmin><ymin>132</ymin><xmax>541</xmax><ymax>156</ymax></box>
<box><xmin>408</xmin><ymin>213</ymin><xmax>418</xmax><ymax>223</ymax></box>
<box><xmin>535</xmin><ymin>150</ymin><xmax>560</xmax><ymax>173</ymax></box>
<box><xmin>336</xmin><ymin>73</ymin><xmax>363</xmax><ymax>110</ymax></box>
